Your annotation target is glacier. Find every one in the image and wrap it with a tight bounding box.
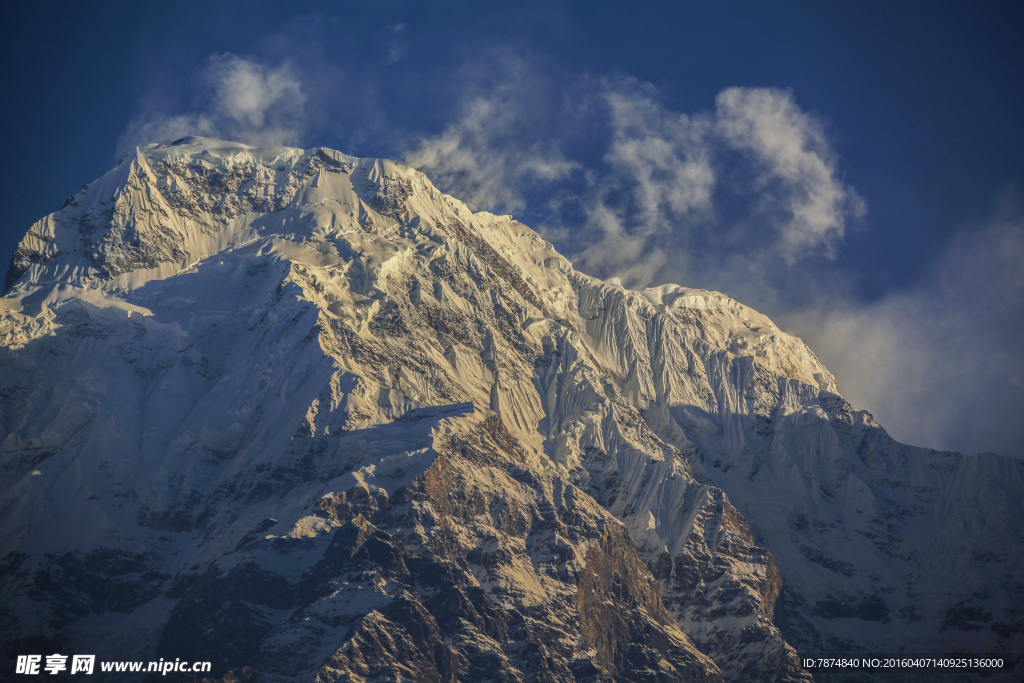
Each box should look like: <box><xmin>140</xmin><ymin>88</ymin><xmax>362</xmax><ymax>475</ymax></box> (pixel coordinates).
<box><xmin>0</xmin><ymin>137</ymin><xmax>1020</xmax><ymax>682</ymax></box>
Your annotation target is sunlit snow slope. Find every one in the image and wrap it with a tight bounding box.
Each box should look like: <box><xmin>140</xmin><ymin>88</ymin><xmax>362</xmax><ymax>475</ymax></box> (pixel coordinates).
<box><xmin>1</xmin><ymin>138</ymin><xmax>1021</xmax><ymax>682</ymax></box>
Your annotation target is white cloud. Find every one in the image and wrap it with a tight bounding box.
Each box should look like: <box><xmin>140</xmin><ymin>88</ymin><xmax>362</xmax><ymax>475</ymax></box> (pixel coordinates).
<box><xmin>404</xmin><ymin>63</ymin><xmax>577</xmax><ymax>214</ymax></box>
<box><xmin>117</xmin><ymin>54</ymin><xmax>306</xmax><ymax>152</ymax></box>
<box><xmin>569</xmin><ymin>76</ymin><xmax>716</xmax><ymax>287</ymax></box>
<box><xmin>203</xmin><ymin>54</ymin><xmax>305</xmax><ymax>136</ymax></box>
<box><xmin>715</xmin><ymin>87</ymin><xmax>867</xmax><ymax>262</ymax></box>
<box><xmin>602</xmin><ymin>79</ymin><xmax>716</xmax><ymax>229</ymax></box>
<box><xmin>784</xmin><ymin>209</ymin><xmax>1024</xmax><ymax>456</ymax></box>
<box><xmin>405</xmin><ymin>73</ymin><xmax>865</xmax><ymax>288</ymax></box>
<box><xmin>561</xmin><ymin>80</ymin><xmax>866</xmax><ymax>288</ymax></box>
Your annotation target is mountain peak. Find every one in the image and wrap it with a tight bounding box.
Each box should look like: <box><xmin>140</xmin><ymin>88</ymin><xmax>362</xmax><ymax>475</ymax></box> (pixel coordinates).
<box><xmin>1</xmin><ymin>141</ymin><xmax>1020</xmax><ymax>682</ymax></box>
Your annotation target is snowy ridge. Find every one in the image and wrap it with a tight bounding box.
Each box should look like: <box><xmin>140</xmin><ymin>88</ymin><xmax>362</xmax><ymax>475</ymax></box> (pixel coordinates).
<box><xmin>1</xmin><ymin>138</ymin><xmax>1021</xmax><ymax>682</ymax></box>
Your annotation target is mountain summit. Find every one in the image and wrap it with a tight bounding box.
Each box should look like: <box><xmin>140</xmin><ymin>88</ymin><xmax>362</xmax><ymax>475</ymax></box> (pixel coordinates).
<box><xmin>2</xmin><ymin>138</ymin><xmax>1021</xmax><ymax>681</ymax></box>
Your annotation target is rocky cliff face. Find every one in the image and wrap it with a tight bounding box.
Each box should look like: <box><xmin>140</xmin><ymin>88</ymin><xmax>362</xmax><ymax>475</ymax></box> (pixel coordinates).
<box><xmin>1</xmin><ymin>138</ymin><xmax>1020</xmax><ymax>682</ymax></box>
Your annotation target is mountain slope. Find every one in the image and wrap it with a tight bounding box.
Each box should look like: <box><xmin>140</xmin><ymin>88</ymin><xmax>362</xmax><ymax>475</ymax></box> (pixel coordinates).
<box><xmin>1</xmin><ymin>138</ymin><xmax>1020</xmax><ymax>682</ymax></box>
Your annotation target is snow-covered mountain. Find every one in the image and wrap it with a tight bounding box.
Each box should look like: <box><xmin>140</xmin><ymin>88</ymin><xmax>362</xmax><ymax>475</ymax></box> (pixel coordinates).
<box><xmin>1</xmin><ymin>137</ymin><xmax>1020</xmax><ymax>682</ymax></box>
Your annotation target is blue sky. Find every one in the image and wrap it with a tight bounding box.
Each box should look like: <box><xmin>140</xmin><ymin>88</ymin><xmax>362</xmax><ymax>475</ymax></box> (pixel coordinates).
<box><xmin>2</xmin><ymin>1</ymin><xmax>1022</xmax><ymax>456</ymax></box>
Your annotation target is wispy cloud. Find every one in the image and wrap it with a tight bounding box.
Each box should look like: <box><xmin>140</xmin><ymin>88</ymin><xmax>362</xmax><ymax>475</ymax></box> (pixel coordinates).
<box><xmin>407</xmin><ymin>72</ymin><xmax>866</xmax><ymax>287</ymax></box>
<box><xmin>603</xmin><ymin>79</ymin><xmax>716</xmax><ymax>226</ymax></box>
<box><xmin>785</xmin><ymin>200</ymin><xmax>1024</xmax><ymax>456</ymax></box>
<box><xmin>578</xmin><ymin>82</ymin><xmax>866</xmax><ymax>283</ymax></box>
<box><xmin>404</xmin><ymin>60</ymin><xmax>578</xmax><ymax>214</ymax></box>
<box><xmin>715</xmin><ymin>87</ymin><xmax>867</xmax><ymax>262</ymax></box>
<box><xmin>386</xmin><ymin>23</ymin><xmax>408</xmax><ymax>63</ymax></box>
<box><xmin>117</xmin><ymin>54</ymin><xmax>307</xmax><ymax>152</ymax></box>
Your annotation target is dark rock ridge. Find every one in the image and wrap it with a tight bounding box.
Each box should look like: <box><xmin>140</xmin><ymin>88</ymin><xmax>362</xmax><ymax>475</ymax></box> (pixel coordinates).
<box><xmin>157</xmin><ymin>419</ymin><xmax>722</xmax><ymax>682</ymax></box>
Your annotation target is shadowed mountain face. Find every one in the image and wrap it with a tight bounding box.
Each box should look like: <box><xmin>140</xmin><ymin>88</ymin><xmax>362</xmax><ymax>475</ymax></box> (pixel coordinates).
<box><xmin>1</xmin><ymin>138</ymin><xmax>1020</xmax><ymax>682</ymax></box>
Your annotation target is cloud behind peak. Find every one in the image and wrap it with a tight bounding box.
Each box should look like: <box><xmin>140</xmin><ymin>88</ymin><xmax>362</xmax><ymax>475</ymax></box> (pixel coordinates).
<box><xmin>117</xmin><ymin>53</ymin><xmax>306</xmax><ymax>153</ymax></box>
